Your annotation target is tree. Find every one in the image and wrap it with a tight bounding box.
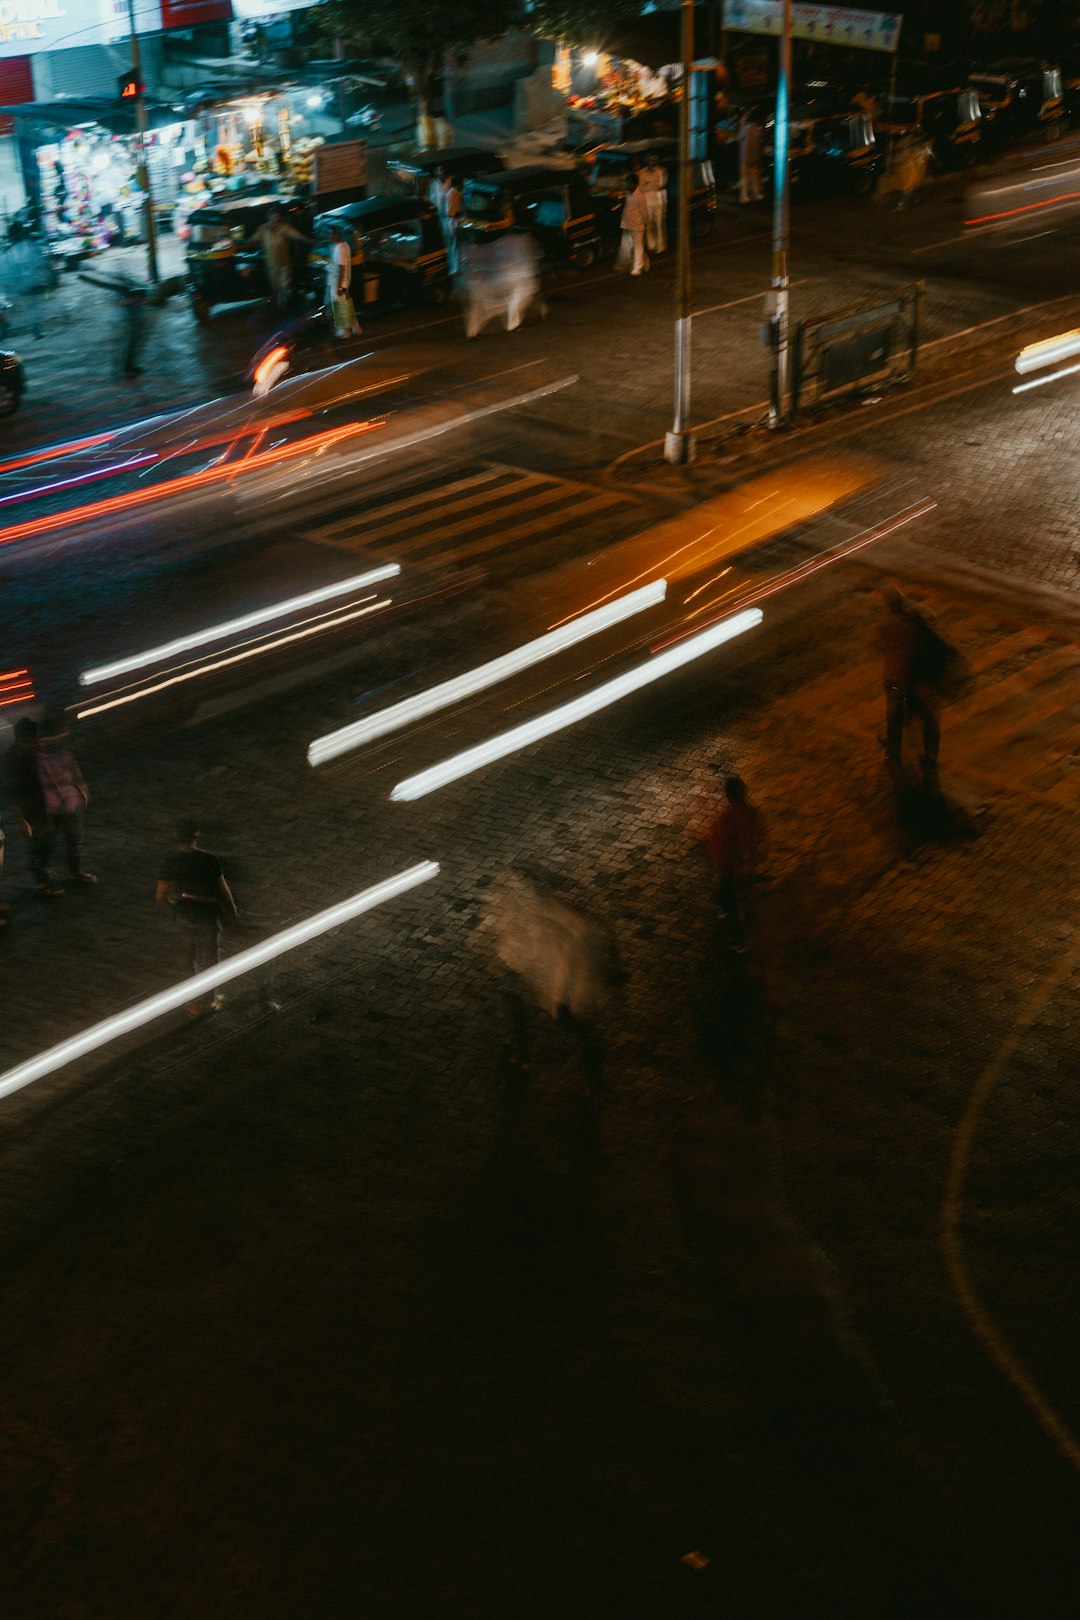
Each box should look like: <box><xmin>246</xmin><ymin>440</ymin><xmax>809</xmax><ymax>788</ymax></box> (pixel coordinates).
<box><xmin>530</xmin><ymin>0</ymin><xmax>647</xmax><ymax>52</ymax></box>
<box><xmin>316</xmin><ymin>0</ymin><xmax>521</xmax><ymax>145</ymax></box>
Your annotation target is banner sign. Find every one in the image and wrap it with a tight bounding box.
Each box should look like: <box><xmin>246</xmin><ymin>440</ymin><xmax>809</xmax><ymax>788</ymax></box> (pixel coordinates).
<box><xmin>723</xmin><ymin>2</ymin><xmax>902</xmax><ymax>54</ymax></box>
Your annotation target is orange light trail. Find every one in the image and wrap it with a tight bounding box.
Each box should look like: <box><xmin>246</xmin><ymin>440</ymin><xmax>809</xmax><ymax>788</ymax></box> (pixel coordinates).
<box><xmin>965</xmin><ymin>190</ymin><xmax>1080</xmax><ymax>226</ymax></box>
<box><xmin>0</xmin><ymin>433</ymin><xmax>119</xmax><ymax>476</ymax></box>
<box><xmin>0</xmin><ymin>419</ymin><xmax>384</xmax><ymax>549</ymax></box>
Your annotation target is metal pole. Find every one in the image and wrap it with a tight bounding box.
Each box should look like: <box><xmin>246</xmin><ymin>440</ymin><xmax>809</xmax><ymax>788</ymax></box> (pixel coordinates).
<box><xmin>126</xmin><ymin>0</ymin><xmax>159</xmax><ymax>285</ymax></box>
<box><xmin>768</xmin><ymin>0</ymin><xmax>792</xmax><ymax>428</ymax></box>
<box><xmin>664</xmin><ymin>0</ymin><xmax>695</xmax><ymax>466</ymax></box>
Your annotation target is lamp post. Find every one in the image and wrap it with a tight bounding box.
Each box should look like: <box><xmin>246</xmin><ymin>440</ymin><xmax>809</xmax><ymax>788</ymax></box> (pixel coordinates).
<box><xmin>664</xmin><ymin>0</ymin><xmax>696</xmax><ymax>466</ymax></box>
<box><xmin>768</xmin><ymin>0</ymin><xmax>792</xmax><ymax>427</ymax></box>
<box><xmin>126</xmin><ymin>0</ymin><xmax>159</xmax><ymax>285</ymax></box>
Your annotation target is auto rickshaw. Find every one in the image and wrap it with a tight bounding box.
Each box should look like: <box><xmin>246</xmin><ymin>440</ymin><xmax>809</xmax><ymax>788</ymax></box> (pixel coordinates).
<box><xmin>461</xmin><ymin>166</ymin><xmax>603</xmax><ymax>270</ymax></box>
<box><xmin>788</xmin><ymin>111</ymin><xmax>883</xmax><ymax>197</ymax></box>
<box><xmin>383</xmin><ymin>146</ymin><xmax>505</xmax><ymax>202</ymax></box>
<box><xmin>308</xmin><ymin>195</ymin><xmax>451</xmax><ymax>312</ymax></box>
<box><xmin>968</xmin><ymin>59</ymin><xmax>1065</xmax><ymax>147</ymax></box>
<box><xmin>186</xmin><ymin>192</ymin><xmax>310</xmax><ymax>321</ymax></box>
<box><xmin>881</xmin><ymin>86</ymin><xmax>983</xmax><ymax>169</ymax></box>
<box><xmin>577</xmin><ymin>137</ymin><xmax>717</xmax><ymax>244</ymax></box>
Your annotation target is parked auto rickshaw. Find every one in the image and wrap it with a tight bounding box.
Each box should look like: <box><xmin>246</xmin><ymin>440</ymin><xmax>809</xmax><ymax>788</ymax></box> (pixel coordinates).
<box><xmin>577</xmin><ymin>137</ymin><xmax>717</xmax><ymax>244</ymax></box>
<box><xmin>881</xmin><ymin>86</ymin><xmax>983</xmax><ymax>169</ymax></box>
<box><xmin>384</xmin><ymin>146</ymin><xmax>505</xmax><ymax>202</ymax></box>
<box><xmin>186</xmin><ymin>192</ymin><xmax>310</xmax><ymax>321</ymax></box>
<box><xmin>461</xmin><ymin>166</ymin><xmax>603</xmax><ymax>269</ymax></box>
<box><xmin>788</xmin><ymin>110</ymin><xmax>883</xmax><ymax>196</ymax></box>
<box><xmin>308</xmin><ymin>195</ymin><xmax>451</xmax><ymax>311</ymax></box>
<box><xmin>968</xmin><ymin>59</ymin><xmax>1065</xmax><ymax>147</ymax></box>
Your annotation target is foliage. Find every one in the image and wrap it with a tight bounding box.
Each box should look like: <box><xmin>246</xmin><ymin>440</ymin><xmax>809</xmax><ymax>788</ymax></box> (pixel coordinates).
<box><xmin>530</xmin><ymin>0</ymin><xmax>647</xmax><ymax>51</ymax></box>
<box><xmin>316</xmin><ymin>0</ymin><xmax>521</xmax><ymax>75</ymax></box>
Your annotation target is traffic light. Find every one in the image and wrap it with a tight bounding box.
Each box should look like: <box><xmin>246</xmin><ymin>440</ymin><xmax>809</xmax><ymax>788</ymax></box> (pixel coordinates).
<box><xmin>118</xmin><ymin>69</ymin><xmax>144</xmax><ymax>101</ymax></box>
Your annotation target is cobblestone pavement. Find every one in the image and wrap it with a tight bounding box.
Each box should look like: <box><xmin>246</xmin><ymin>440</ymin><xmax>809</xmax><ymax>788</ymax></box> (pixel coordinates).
<box><xmin>4</xmin><ymin>163</ymin><xmax>1080</xmax><ymax>1618</ymax></box>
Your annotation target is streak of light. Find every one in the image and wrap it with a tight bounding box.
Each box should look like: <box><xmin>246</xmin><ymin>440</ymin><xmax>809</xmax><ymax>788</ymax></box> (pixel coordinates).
<box><xmin>307</xmin><ymin>579</ymin><xmax>668</xmax><ymax>767</ymax></box>
<box><xmin>0</xmin><ymin>862</ymin><xmax>440</xmax><ymax>1104</ymax></box>
<box><xmin>253</xmin><ymin>344</ymin><xmax>289</xmax><ymax>391</ymax></box>
<box><xmin>1015</xmin><ymin>328</ymin><xmax>1080</xmax><ymax>373</ymax></box>
<box><xmin>0</xmin><ymin>431</ymin><xmax>119</xmax><ymax>475</ymax></box>
<box><xmin>389</xmin><ymin>609</ymin><xmax>762</xmax><ymax>803</ymax></box>
<box><xmin>683</xmin><ymin>567</ymin><xmax>732</xmax><ymax>605</ymax></box>
<box><xmin>965</xmin><ymin>190</ymin><xmax>1080</xmax><ymax>225</ymax></box>
<box><xmin>1011</xmin><ymin>359</ymin><xmax>1080</xmax><ymax>394</ymax></box>
<box><xmin>975</xmin><ymin>164</ymin><xmax>1080</xmax><ymax>197</ymax></box>
<box><xmin>0</xmin><ymin>419</ymin><xmax>385</xmax><ymax>550</ymax></box>
<box><xmin>666</xmin><ymin>500</ymin><xmax>937</xmax><ymax>640</ymax></box>
<box><xmin>82</xmin><ymin>565</ymin><xmax>401</xmax><ymax>685</ymax></box>
<box><xmin>0</xmin><ymin>453</ymin><xmax>159</xmax><ymax>510</ymax></box>
<box><xmin>0</xmin><ymin>667</ymin><xmax>28</xmax><ymax>680</ymax></box>
<box><xmin>76</xmin><ymin>598</ymin><xmax>390</xmax><ymax>718</ymax></box>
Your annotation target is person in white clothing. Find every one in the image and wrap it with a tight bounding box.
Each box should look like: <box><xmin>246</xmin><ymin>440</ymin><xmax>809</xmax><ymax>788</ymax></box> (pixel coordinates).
<box><xmin>637</xmin><ymin>154</ymin><xmax>668</xmax><ymax>255</ymax></box>
<box><xmin>620</xmin><ymin>172</ymin><xmax>650</xmax><ymax>276</ymax></box>
<box><xmin>433</xmin><ymin>164</ymin><xmax>463</xmax><ymax>274</ymax></box>
<box><xmin>738</xmin><ymin>113</ymin><xmax>764</xmax><ymax>204</ymax></box>
<box><xmin>326</xmin><ymin>224</ymin><xmax>361</xmax><ymax>338</ymax></box>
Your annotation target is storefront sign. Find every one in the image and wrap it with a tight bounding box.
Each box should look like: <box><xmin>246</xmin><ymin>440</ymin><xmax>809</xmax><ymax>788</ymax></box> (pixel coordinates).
<box><xmin>160</xmin><ymin>0</ymin><xmax>232</xmax><ymax>26</ymax></box>
<box><xmin>231</xmin><ymin>0</ymin><xmax>314</xmax><ymax>16</ymax></box>
<box><xmin>723</xmin><ymin>1</ymin><xmax>902</xmax><ymax>54</ymax></box>
<box><xmin>0</xmin><ymin>0</ymin><xmax>231</xmax><ymax>52</ymax></box>
<box><xmin>313</xmin><ymin>138</ymin><xmax>366</xmax><ymax>195</ymax></box>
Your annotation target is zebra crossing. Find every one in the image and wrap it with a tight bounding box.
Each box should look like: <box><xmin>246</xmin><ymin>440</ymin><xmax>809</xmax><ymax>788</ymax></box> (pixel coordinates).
<box><xmin>299</xmin><ymin>461</ymin><xmax>640</xmax><ymax>579</ymax></box>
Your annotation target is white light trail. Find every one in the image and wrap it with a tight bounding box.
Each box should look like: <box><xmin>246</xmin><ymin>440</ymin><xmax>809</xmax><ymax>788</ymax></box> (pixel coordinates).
<box><xmin>308</xmin><ymin>579</ymin><xmax>668</xmax><ymax>767</ymax></box>
<box><xmin>390</xmin><ymin>608</ymin><xmax>762</xmax><ymax>803</ymax></box>
<box><xmin>80</xmin><ymin>565</ymin><xmax>401</xmax><ymax>686</ymax></box>
<box><xmin>1011</xmin><ymin>359</ymin><xmax>1080</xmax><ymax>395</ymax></box>
<box><xmin>0</xmin><ymin>861</ymin><xmax>439</xmax><ymax>1105</ymax></box>
<box><xmin>1015</xmin><ymin>328</ymin><xmax>1080</xmax><ymax>374</ymax></box>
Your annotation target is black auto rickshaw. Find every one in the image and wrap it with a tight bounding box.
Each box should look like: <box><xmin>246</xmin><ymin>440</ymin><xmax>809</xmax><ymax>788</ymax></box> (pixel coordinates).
<box><xmin>308</xmin><ymin>195</ymin><xmax>451</xmax><ymax>312</ymax></box>
<box><xmin>461</xmin><ymin>166</ymin><xmax>603</xmax><ymax>269</ymax></box>
<box><xmin>578</xmin><ymin>137</ymin><xmax>717</xmax><ymax>244</ymax></box>
<box><xmin>186</xmin><ymin>192</ymin><xmax>310</xmax><ymax>321</ymax></box>
<box><xmin>383</xmin><ymin>146</ymin><xmax>505</xmax><ymax>202</ymax></box>
<box><xmin>968</xmin><ymin>59</ymin><xmax>1065</xmax><ymax>147</ymax></box>
<box><xmin>881</xmin><ymin>86</ymin><xmax>983</xmax><ymax>169</ymax></box>
<box><xmin>788</xmin><ymin>110</ymin><xmax>883</xmax><ymax>197</ymax></box>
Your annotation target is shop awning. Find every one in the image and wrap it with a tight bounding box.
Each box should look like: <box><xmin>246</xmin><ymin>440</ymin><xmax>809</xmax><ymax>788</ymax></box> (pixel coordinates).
<box><xmin>0</xmin><ymin>99</ymin><xmax>187</xmax><ymax>137</ymax></box>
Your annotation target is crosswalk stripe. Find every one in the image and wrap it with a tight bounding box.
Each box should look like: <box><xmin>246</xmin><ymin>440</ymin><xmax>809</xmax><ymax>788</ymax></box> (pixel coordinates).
<box><xmin>441</xmin><ymin>492</ymin><xmax>620</xmax><ymax>565</ymax></box>
<box><xmin>329</xmin><ymin>474</ymin><xmax>554</xmax><ymax>550</ymax></box>
<box><xmin>390</xmin><ymin>482</ymin><xmax>582</xmax><ymax>557</ymax></box>
<box><xmin>309</xmin><ymin>467</ymin><xmax>506</xmax><ymax>541</ymax></box>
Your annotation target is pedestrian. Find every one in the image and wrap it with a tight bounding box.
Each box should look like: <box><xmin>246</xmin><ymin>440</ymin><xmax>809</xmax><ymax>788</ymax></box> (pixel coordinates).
<box><xmin>619</xmin><ymin>171</ymin><xmax>650</xmax><ymax>276</ymax></box>
<box><xmin>255</xmin><ymin>204</ymin><xmax>308</xmax><ymax>314</ymax></box>
<box><xmin>432</xmin><ymin>164</ymin><xmax>463</xmax><ymax>275</ymax></box>
<box><xmin>637</xmin><ymin>153</ymin><xmax>668</xmax><ymax>255</ymax></box>
<box><xmin>326</xmin><ymin>223</ymin><xmax>361</xmax><ymax>338</ymax></box>
<box><xmin>36</xmin><ymin>715</ymin><xmax>96</xmax><ymax>886</ymax></box>
<box><xmin>3</xmin><ymin>220</ymin><xmax>48</xmax><ymax>338</ymax></box>
<box><xmin>0</xmin><ymin>815</ymin><xmax>8</xmax><ymax>925</ymax></box>
<box><xmin>501</xmin><ymin>230</ymin><xmax>545</xmax><ymax>330</ymax></box>
<box><xmin>878</xmin><ymin>586</ymin><xmax>965</xmax><ymax>781</ymax></box>
<box><xmin>3</xmin><ymin>718</ymin><xmax>60</xmax><ymax>895</ymax></box>
<box><xmin>156</xmin><ymin>817</ymin><xmax>240</xmax><ymax>1017</ymax></box>
<box><xmin>701</xmin><ymin>772</ymin><xmax>767</xmax><ymax>951</ymax></box>
<box><xmin>738</xmin><ymin>112</ymin><xmax>764</xmax><ymax>204</ymax></box>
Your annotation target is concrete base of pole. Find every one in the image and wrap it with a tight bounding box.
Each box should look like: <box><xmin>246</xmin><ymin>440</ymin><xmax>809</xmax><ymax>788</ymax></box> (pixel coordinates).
<box><xmin>664</xmin><ymin>429</ymin><xmax>697</xmax><ymax>465</ymax></box>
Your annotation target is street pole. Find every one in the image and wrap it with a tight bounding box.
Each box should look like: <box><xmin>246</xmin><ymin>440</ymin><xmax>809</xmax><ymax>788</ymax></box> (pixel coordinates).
<box><xmin>127</xmin><ymin>0</ymin><xmax>159</xmax><ymax>285</ymax></box>
<box><xmin>664</xmin><ymin>0</ymin><xmax>695</xmax><ymax>466</ymax></box>
<box><xmin>768</xmin><ymin>0</ymin><xmax>792</xmax><ymax>428</ymax></box>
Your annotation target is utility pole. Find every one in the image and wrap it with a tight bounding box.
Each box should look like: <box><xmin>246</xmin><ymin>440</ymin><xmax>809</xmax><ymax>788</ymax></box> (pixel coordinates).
<box><xmin>126</xmin><ymin>0</ymin><xmax>159</xmax><ymax>285</ymax></box>
<box><xmin>664</xmin><ymin>0</ymin><xmax>695</xmax><ymax>466</ymax></box>
<box><xmin>767</xmin><ymin>0</ymin><xmax>792</xmax><ymax>427</ymax></box>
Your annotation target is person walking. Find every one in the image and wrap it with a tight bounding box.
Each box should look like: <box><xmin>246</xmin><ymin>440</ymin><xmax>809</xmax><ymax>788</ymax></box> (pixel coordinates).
<box><xmin>4</xmin><ymin>220</ymin><xmax>48</xmax><ymax>338</ymax></box>
<box><xmin>738</xmin><ymin>112</ymin><xmax>764</xmax><ymax>204</ymax></box>
<box><xmin>432</xmin><ymin>164</ymin><xmax>463</xmax><ymax>275</ymax></box>
<box><xmin>36</xmin><ymin>715</ymin><xmax>96</xmax><ymax>886</ymax></box>
<box><xmin>156</xmin><ymin>818</ymin><xmax>239</xmax><ymax>1017</ymax></box>
<box><xmin>3</xmin><ymin>718</ymin><xmax>61</xmax><ymax>895</ymax></box>
<box><xmin>878</xmin><ymin>586</ymin><xmax>962</xmax><ymax>781</ymax></box>
<box><xmin>637</xmin><ymin>154</ymin><xmax>668</xmax><ymax>255</ymax></box>
<box><xmin>255</xmin><ymin>205</ymin><xmax>308</xmax><ymax>314</ymax></box>
<box><xmin>620</xmin><ymin>172</ymin><xmax>650</xmax><ymax>276</ymax></box>
<box><xmin>701</xmin><ymin>772</ymin><xmax>767</xmax><ymax>951</ymax></box>
<box><xmin>326</xmin><ymin>223</ymin><xmax>361</xmax><ymax>338</ymax></box>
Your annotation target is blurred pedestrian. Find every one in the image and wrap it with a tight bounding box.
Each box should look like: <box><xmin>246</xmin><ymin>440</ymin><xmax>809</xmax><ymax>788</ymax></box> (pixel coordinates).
<box><xmin>37</xmin><ymin>715</ymin><xmax>96</xmax><ymax>886</ymax></box>
<box><xmin>484</xmin><ymin>871</ymin><xmax>618</xmax><ymax>1099</ymax></box>
<box><xmin>255</xmin><ymin>204</ymin><xmax>308</xmax><ymax>313</ymax></box>
<box><xmin>502</xmin><ymin>231</ymin><xmax>545</xmax><ymax>330</ymax></box>
<box><xmin>701</xmin><ymin>772</ymin><xmax>767</xmax><ymax>952</ymax></box>
<box><xmin>3</xmin><ymin>220</ymin><xmax>48</xmax><ymax>338</ymax></box>
<box><xmin>156</xmin><ymin>817</ymin><xmax>239</xmax><ymax>1017</ymax></box>
<box><xmin>878</xmin><ymin>586</ymin><xmax>964</xmax><ymax>781</ymax></box>
<box><xmin>738</xmin><ymin>112</ymin><xmax>764</xmax><ymax>204</ymax></box>
<box><xmin>620</xmin><ymin>171</ymin><xmax>650</xmax><ymax>276</ymax></box>
<box><xmin>3</xmin><ymin>718</ymin><xmax>63</xmax><ymax>896</ymax></box>
<box><xmin>433</xmin><ymin>164</ymin><xmax>463</xmax><ymax>275</ymax></box>
<box><xmin>326</xmin><ymin>223</ymin><xmax>361</xmax><ymax>338</ymax></box>
<box><xmin>637</xmin><ymin>153</ymin><xmax>668</xmax><ymax>254</ymax></box>
<box><xmin>0</xmin><ymin>815</ymin><xmax>8</xmax><ymax>925</ymax></box>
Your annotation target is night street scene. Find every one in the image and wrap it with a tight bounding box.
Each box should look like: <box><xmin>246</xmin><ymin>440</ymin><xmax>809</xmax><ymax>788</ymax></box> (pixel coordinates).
<box><xmin>6</xmin><ymin>0</ymin><xmax>1080</xmax><ymax>1613</ymax></box>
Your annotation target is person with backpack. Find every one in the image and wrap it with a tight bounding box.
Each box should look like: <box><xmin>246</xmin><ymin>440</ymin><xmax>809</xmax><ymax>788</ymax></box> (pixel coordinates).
<box><xmin>156</xmin><ymin>817</ymin><xmax>239</xmax><ymax>1017</ymax></box>
<box><xmin>878</xmin><ymin>586</ymin><xmax>964</xmax><ymax>781</ymax></box>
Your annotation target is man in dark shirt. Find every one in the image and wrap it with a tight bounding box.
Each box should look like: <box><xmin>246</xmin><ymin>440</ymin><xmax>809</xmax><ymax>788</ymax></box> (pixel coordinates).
<box><xmin>4</xmin><ymin>717</ymin><xmax>62</xmax><ymax>895</ymax></box>
<box><xmin>156</xmin><ymin>817</ymin><xmax>239</xmax><ymax>1017</ymax></box>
